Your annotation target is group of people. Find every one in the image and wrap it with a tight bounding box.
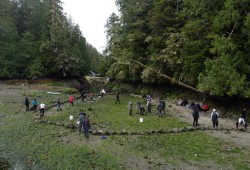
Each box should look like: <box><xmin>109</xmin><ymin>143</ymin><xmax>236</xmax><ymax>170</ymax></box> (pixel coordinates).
<box><xmin>127</xmin><ymin>95</ymin><xmax>153</xmax><ymax>116</ymax></box>
<box><xmin>78</xmin><ymin>110</ymin><xmax>91</xmax><ymax>138</ymax></box>
<box><xmin>191</xmin><ymin>103</ymin><xmax>220</xmax><ymax>128</ymax></box>
<box><xmin>25</xmin><ymin>95</ymin><xmax>92</xmax><ymax>138</ymax></box>
<box><xmin>24</xmin><ymin>97</ymin><xmax>46</xmax><ymax>117</ymax></box>
<box><xmin>179</xmin><ymin>98</ymin><xmax>209</xmax><ymax>112</ymax></box>
<box><xmin>191</xmin><ymin>102</ymin><xmax>248</xmax><ymax>130</ymax></box>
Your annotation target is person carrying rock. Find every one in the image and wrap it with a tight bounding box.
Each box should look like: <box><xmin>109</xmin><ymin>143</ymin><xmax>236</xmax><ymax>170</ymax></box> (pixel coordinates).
<box><xmin>236</xmin><ymin>118</ymin><xmax>247</xmax><ymax>131</ymax></box>
<box><xmin>211</xmin><ymin>109</ymin><xmax>219</xmax><ymax>127</ymax></box>
<box><xmin>39</xmin><ymin>102</ymin><xmax>45</xmax><ymax>117</ymax></box>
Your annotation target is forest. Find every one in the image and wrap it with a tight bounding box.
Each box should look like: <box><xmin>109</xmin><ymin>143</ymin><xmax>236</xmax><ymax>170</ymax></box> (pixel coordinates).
<box><xmin>103</xmin><ymin>0</ymin><xmax>250</xmax><ymax>98</ymax></box>
<box><xmin>0</xmin><ymin>0</ymin><xmax>100</xmax><ymax>78</ymax></box>
<box><xmin>1</xmin><ymin>0</ymin><xmax>250</xmax><ymax>98</ymax></box>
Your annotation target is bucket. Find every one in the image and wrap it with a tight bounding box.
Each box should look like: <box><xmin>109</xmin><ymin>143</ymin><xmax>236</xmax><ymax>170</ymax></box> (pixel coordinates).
<box><xmin>69</xmin><ymin>115</ymin><xmax>74</xmax><ymax>121</ymax></box>
<box><xmin>139</xmin><ymin>118</ymin><xmax>143</xmax><ymax>123</ymax></box>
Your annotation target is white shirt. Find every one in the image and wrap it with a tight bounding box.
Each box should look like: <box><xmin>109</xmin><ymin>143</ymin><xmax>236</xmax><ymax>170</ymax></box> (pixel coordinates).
<box><xmin>239</xmin><ymin>118</ymin><xmax>246</xmax><ymax>125</ymax></box>
<box><xmin>40</xmin><ymin>103</ymin><xmax>45</xmax><ymax>109</ymax></box>
<box><xmin>211</xmin><ymin>111</ymin><xmax>219</xmax><ymax>119</ymax></box>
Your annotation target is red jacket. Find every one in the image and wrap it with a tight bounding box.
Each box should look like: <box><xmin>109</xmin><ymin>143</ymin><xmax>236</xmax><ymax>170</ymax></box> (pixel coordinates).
<box><xmin>69</xmin><ymin>95</ymin><xmax>74</xmax><ymax>102</ymax></box>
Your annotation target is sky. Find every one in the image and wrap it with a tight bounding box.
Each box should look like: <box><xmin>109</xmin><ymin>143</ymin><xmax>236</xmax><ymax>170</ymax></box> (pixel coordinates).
<box><xmin>62</xmin><ymin>0</ymin><xmax>118</xmax><ymax>52</ymax></box>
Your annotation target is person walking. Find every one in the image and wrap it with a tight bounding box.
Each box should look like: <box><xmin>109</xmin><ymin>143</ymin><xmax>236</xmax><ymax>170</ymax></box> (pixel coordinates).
<box><xmin>56</xmin><ymin>98</ymin><xmax>62</xmax><ymax>111</ymax></box>
<box><xmin>78</xmin><ymin>110</ymin><xmax>85</xmax><ymax>132</ymax></box>
<box><xmin>156</xmin><ymin>99</ymin><xmax>163</xmax><ymax>117</ymax></box>
<box><xmin>147</xmin><ymin>100</ymin><xmax>152</xmax><ymax>113</ymax></box>
<box><xmin>32</xmin><ymin>99</ymin><xmax>37</xmax><ymax>112</ymax></box>
<box><xmin>69</xmin><ymin>94</ymin><xmax>74</xmax><ymax>106</ymax></box>
<box><xmin>192</xmin><ymin>107</ymin><xmax>199</xmax><ymax>127</ymax></box>
<box><xmin>128</xmin><ymin>101</ymin><xmax>132</xmax><ymax>116</ymax></box>
<box><xmin>25</xmin><ymin>97</ymin><xmax>30</xmax><ymax>111</ymax></box>
<box><xmin>83</xmin><ymin>113</ymin><xmax>91</xmax><ymax>138</ymax></box>
<box><xmin>211</xmin><ymin>109</ymin><xmax>219</xmax><ymax>127</ymax></box>
<box><xmin>115</xmin><ymin>92</ymin><xmax>120</xmax><ymax>104</ymax></box>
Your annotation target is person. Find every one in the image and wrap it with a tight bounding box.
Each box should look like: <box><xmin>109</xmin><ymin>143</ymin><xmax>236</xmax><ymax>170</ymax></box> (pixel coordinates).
<box><xmin>100</xmin><ymin>88</ymin><xmax>105</xmax><ymax>97</ymax></box>
<box><xmin>69</xmin><ymin>94</ymin><xmax>74</xmax><ymax>106</ymax></box>
<box><xmin>147</xmin><ymin>100</ymin><xmax>152</xmax><ymax>113</ymax></box>
<box><xmin>241</xmin><ymin>108</ymin><xmax>247</xmax><ymax>122</ymax></box>
<box><xmin>179</xmin><ymin>98</ymin><xmax>188</xmax><ymax>106</ymax></box>
<box><xmin>196</xmin><ymin>103</ymin><xmax>202</xmax><ymax>111</ymax></box>
<box><xmin>202</xmin><ymin>104</ymin><xmax>209</xmax><ymax>112</ymax></box>
<box><xmin>24</xmin><ymin>97</ymin><xmax>29</xmax><ymax>111</ymax></box>
<box><xmin>80</xmin><ymin>90</ymin><xmax>86</xmax><ymax>101</ymax></box>
<box><xmin>236</xmin><ymin>118</ymin><xmax>247</xmax><ymax>130</ymax></box>
<box><xmin>146</xmin><ymin>95</ymin><xmax>152</xmax><ymax>103</ymax></box>
<box><xmin>115</xmin><ymin>92</ymin><xmax>120</xmax><ymax>104</ymax></box>
<box><xmin>156</xmin><ymin>99</ymin><xmax>163</xmax><ymax>117</ymax></box>
<box><xmin>136</xmin><ymin>100</ymin><xmax>141</xmax><ymax>114</ymax></box>
<box><xmin>161</xmin><ymin>100</ymin><xmax>166</xmax><ymax>115</ymax></box>
<box><xmin>78</xmin><ymin>110</ymin><xmax>85</xmax><ymax>132</ymax></box>
<box><xmin>192</xmin><ymin>107</ymin><xmax>199</xmax><ymax>127</ymax></box>
<box><xmin>56</xmin><ymin>98</ymin><xmax>62</xmax><ymax>111</ymax></box>
<box><xmin>89</xmin><ymin>92</ymin><xmax>94</xmax><ymax>102</ymax></box>
<box><xmin>140</xmin><ymin>105</ymin><xmax>146</xmax><ymax>115</ymax></box>
<box><xmin>191</xmin><ymin>102</ymin><xmax>196</xmax><ymax>110</ymax></box>
<box><xmin>128</xmin><ymin>101</ymin><xmax>132</xmax><ymax>116</ymax></box>
<box><xmin>83</xmin><ymin>113</ymin><xmax>91</xmax><ymax>138</ymax></box>
<box><xmin>211</xmin><ymin>109</ymin><xmax>219</xmax><ymax>127</ymax></box>
<box><xmin>32</xmin><ymin>99</ymin><xmax>37</xmax><ymax>111</ymax></box>
<box><xmin>39</xmin><ymin>102</ymin><xmax>45</xmax><ymax>117</ymax></box>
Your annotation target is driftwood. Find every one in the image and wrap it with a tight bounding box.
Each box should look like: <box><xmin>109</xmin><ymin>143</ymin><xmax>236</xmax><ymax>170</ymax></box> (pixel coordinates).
<box><xmin>130</xmin><ymin>59</ymin><xmax>203</xmax><ymax>93</ymax></box>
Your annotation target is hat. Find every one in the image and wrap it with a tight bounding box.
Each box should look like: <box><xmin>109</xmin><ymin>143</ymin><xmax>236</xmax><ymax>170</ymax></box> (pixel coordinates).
<box><xmin>213</xmin><ymin>109</ymin><xmax>216</xmax><ymax>112</ymax></box>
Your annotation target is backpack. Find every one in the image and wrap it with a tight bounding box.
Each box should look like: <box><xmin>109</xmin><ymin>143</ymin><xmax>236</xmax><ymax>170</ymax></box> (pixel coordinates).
<box><xmin>192</xmin><ymin>110</ymin><xmax>199</xmax><ymax>117</ymax></box>
<box><xmin>83</xmin><ymin>118</ymin><xmax>90</xmax><ymax>128</ymax></box>
<box><xmin>212</xmin><ymin>112</ymin><xmax>218</xmax><ymax>120</ymax></box>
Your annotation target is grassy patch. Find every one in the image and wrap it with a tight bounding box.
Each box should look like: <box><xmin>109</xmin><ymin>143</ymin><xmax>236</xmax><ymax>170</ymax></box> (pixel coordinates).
<box><xmin>1</xmin><ymin>85</ymin><xmax>250</xmax><ymax>169</ymax></box>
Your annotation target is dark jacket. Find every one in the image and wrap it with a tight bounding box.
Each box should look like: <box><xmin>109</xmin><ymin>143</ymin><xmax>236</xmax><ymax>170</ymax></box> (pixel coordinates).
<box><xmin>83</xmin><ymin>117</ymin><xmax>91</xmax><ymax>128</ymax></box>
<box><xmin>192</xmin><ymin>110</ymin><xmax>199</xmax><ymax>118</ymax></box>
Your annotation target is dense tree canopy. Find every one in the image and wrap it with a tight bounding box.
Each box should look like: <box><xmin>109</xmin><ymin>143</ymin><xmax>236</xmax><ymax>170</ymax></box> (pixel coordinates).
<box><xmin>0</xmin><ymin>0</ymin><xmax>100</xmax><ymax>78</ymax></box>
<box><xmin>104</xmin><ymin>0</ymin><xmax>250</xmax><ymax>98</ymax></box>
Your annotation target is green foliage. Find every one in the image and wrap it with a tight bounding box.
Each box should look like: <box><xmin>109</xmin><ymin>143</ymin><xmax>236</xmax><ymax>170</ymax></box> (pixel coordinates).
<box><xmin>140</xmin><ymin>68</ymin><xmax>159</xmax><ymax>84</ymax></box>
<box><xmin>103</xmin><ymin>0</ymin><xmax>250</xmax><ymax>98</ymax></box>
<box><xmin>63</xmin><ymin>88</ymin><xmax>78</xmax><ymax>94</ymax></box>
<box><xmin>1</xmin><ymin>84</ymin><xmax>250</xmax><ymax>169</ymax></box>
<box><xmin>0</xmin><ymin>0</ymin><xmax>100</xmax><ymax>78</ymax></box>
